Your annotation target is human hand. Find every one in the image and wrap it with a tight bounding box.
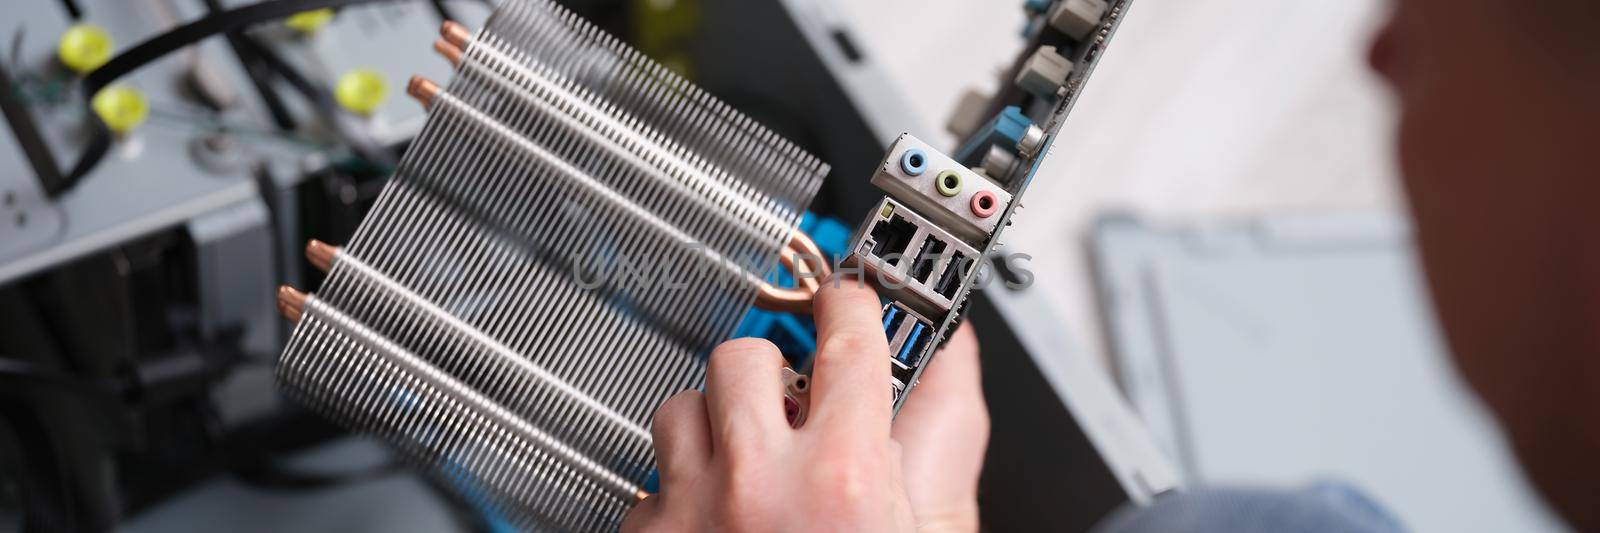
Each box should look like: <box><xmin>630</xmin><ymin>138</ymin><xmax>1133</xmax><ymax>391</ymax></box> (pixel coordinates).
<box><xmin>621</xmin><ymin>278</ymin><xmax>987</xmax><ymax>532</ymax></box>
<box><xmin>892</xmin><ymin>323</ymin><xmax>988</xmax><ymax>532</ymax></box>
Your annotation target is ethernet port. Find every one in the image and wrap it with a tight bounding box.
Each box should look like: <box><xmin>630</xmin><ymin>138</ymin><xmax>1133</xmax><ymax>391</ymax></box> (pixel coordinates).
<box><xmin>909</xmin><ymin>237</ymin><xmax>948</xmax><ymax>284</ymax></box>
<box><xmin>868</xmin><ymin>215</ymin><xmax>917</xmax><ymax>266</ymax></box>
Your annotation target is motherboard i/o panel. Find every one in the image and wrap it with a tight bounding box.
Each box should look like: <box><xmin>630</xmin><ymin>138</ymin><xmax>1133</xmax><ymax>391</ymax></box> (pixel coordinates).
<box><xmin>846</xmin><ymin>0</ymin><xmax>1137</xmax><ymax>411</ymax></box>
<box><xmin>869</xmin><ymin>134</ymin><xmax>1013</xmax><ymax>244</ymax></box>
<box><xmin>854</xmin><ymin>195</ymin><xmax>981</xmax><ymax>314</ymax></box>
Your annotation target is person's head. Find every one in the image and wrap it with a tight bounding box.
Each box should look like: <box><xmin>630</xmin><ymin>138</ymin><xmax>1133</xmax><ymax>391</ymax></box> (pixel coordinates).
<box><xmin>1371</xmin><ymin>0</ymin><xmax>1600</xmax><ymax>528</ymax></box>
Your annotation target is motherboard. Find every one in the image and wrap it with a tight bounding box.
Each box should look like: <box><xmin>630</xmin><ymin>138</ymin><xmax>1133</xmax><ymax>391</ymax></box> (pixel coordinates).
<box><xmin>844</xmin><ymin>0</ymin><xmax>1137</xmax><ymax>412</ymax></box>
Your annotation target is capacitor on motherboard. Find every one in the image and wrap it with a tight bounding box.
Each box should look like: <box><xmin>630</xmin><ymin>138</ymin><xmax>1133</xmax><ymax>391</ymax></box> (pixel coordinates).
<box><xmin>1049</xmin><ymin>0</ymin><xmax>1110</xmax><ymax>41</ymax></box>
<box><xmin>335</xmin><ymin>69</ymin><xmax>389</xmax><ymax>116</ymax></box>
<box><xmin>1015</xmin><ymin>45</ymin><xmax>1074</xmax><ymax>99</ymax></box>
<box><xmin>285</xmin><ymin>8</ymin><xmax>335</xmax><ymax>34</ymax></box>
<box><xmin>57</xmin><ymin>24</ymin><xmax>113</xmax><ymax>74</ymax></box>
<box><xmin>91</xmin><ymin>86</ymin><xmax>148</xmax><ymax>134</ymax></box>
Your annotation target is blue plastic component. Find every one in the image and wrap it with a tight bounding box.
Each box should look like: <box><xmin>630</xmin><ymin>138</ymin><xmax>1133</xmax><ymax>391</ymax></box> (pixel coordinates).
<box><xmin>953</xmin><ymin>106</ymin><xmax>1034</xmax><ymax>167</ymax></box>
<box><xmin>733</xmin><ymin>212</ymin><xmax>853</xmax><ymax>368</ymax></box>
<box><xmin>644</xmin><ymin>469</ymin><xmax>661</xmax><ymax>494</ymax></box>
<box><xmin>806</xmin><ymin>213</ymin><xmax>853</xmax><ymax>256</ymax></box>
<box><xmin>897</xmin><ymin>322</ymin><xmax>927</xmax><ymax>364</ymax></box>
<box><xmin>1024</xmin><ymin>0</ymin><xmax>1051</xmax><ymax>14</ymax></box>
<box><xmin>882</xmin><ymin>306</ymin><xmax>901</xmax><ymax>339</ymax></box>
<box><xmin>899</xmin><ymin>148</ymin><xmax>929</xmax><ymax>176</ymax></box>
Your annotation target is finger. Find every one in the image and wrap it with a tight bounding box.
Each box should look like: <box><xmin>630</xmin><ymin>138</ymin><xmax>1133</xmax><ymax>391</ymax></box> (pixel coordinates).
<box><xmin>809</xmin><ymin>275</ymin><xmax>893</xmax><ymax>430</ymax></box>
<box><xmin>891</xmin><ymin>324</ymin><xmax>989</xmax><ymax>516</ymax></box>
<box><xmin>893</xmin><ymin>323</ymin><xmax>986</xmax><ymax>439</ymax></box>
<box><xmin>652</xmin><ymin>390</ymin><xmax>711</xmax><ymax>485</ymax></box>
<box><xmin>897</xmin><ymin>324</ymin><xmax>982</xmax><ymax>411</ymax></box>
<box><xmin>704</xmin><ymin>338</ymin><xmax>788</xmax><ymax>453</ymax></box>
<box><xmin>619</xmin><ymin>494</ymin><xmax>662</xmax><ymax>533</ymax></box>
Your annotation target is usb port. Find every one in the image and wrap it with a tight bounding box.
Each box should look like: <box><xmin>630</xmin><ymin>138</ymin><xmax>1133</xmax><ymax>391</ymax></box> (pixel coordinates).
<box><xmin>882</xmin><ymin>305</ymin><xmax>905</xmax><ymax>341</ymax></box>
<box><xmin>909</xmin><ymin>237</ymin><xmax>948</xmax><ymax>284</ymax></box>
<box><xmin>934</xmin><ymin>252</ymin><xmax>967</xmax><ymax>300</ymax></box>
<box><xmin>897</xmin><ymin>321</ymin><xmax>929</xmax><ymax>364</ymax></box>
<box><xmin>891</xmin><ymin>359</ymin><xmax>915</xmax><ymax>383</ymax></box>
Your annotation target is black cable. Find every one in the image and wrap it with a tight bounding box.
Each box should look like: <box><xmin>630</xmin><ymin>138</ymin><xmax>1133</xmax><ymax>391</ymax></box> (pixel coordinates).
<box><xmin>55</xmin><ymin>0</ymin><xmax>409</xmax><ymax>198</ymax></box>
<box><xmin>0</xmin><ymin>61</ymin><xmax>67</xmax><ymax>195</ymax></box>
<box><xmin>198</xmin><ymin>0</ymin><xmax>392</xmax><ymax>162</ymax></box>
<box><xmin>58</xmin><ymin>124</ymin><xmax>109</xmax><ymax>196</ymax></box>
<box><xmin>58</xmin><ymin>0</ymin><xmax>84</xmax><ymax>20</ymax></box>
<box><xmin>223</xmin><ymin>32</ymin><xmax>302</xmax><ymax>130</ymax></box>
<box><xmin>197</xmin><ymin>0</ymin><xmax>298</xmax><ymax>130</ymax></box>
<box><xmin>233</xmin><ymin>35</ymin><xmax>395</xmax><ymax>166</ymax></box>
<box><xmin>429</xmin><ymin>0</ymin><xmax>460</xmax><ymax>24</ymax></box>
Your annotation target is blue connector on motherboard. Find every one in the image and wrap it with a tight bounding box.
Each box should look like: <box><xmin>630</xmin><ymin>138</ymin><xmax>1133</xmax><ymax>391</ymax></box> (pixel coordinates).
<box><xmin>897</xmin><ymin>321</ymin><xmax>927</xmax><ymax>364</ymax></box>
<box><xmin>734</xmin><ymin>212</ymin><xmax>852</xmax><ymax>368</ymax></box>
<box><xmin>882</xmin><ymin>305</ymin><xmax>902</xmax><ymax>339</ymax></box>
<box><xmin>953</xmin><ymin>106</ymin><xmax>1034</xmax><ymax>167</ymax></box>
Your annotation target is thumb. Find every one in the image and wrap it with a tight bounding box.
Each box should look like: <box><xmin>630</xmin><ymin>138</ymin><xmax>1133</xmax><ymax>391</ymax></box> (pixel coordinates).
<box><xmin>892</xmin><ymin>324</ymin><xmax>988</xmax><ymax>521</ymax></box>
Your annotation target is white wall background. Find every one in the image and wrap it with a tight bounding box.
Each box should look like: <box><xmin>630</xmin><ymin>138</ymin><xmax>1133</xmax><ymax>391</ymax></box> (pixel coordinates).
<box><xmin>835</xmin><ymin>0</ymin><xmax>1402</xmax><ymax>365</ymax></box>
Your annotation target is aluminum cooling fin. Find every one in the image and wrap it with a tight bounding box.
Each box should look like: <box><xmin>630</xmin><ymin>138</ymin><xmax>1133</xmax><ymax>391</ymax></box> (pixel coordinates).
<box><xmin>274</xmin><ymin>1</ymin><xmax>828</xmax><ymax>529</ymax></box>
